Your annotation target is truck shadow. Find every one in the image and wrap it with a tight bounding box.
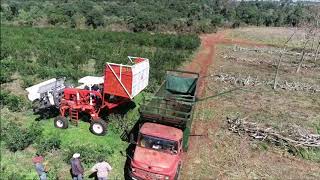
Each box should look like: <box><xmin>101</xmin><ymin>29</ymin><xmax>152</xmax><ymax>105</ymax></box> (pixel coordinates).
<box><xmin>123</xmin><ymin>143</ymin><xmax>135</xmax><ymax>180</ymax></box>
<box><xmin>120</xmin><ymin>118</ymin><xmax>143</xmax><ymax>180</ymax></box>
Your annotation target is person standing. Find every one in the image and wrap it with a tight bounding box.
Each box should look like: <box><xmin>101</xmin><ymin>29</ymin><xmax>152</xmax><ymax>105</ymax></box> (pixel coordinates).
<box><xmin>90</xmin><ymin>157</ymin><xmax>112</xmax><ymax>180</ymax></box>
<box><xmin>32</xmin><ymin>153</ymin><xmax>47</xmax><ymax>180</ymax></box>
<box><xmin>70</xmin><ymin>153</ymin><xmax>84</xmax><ymax>180</ymax></box>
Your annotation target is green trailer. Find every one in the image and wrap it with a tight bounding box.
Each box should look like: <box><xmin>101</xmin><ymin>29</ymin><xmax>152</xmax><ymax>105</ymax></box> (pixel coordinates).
<box><xmin>140</xmin><ymin>70</ymin><xmax>199</xmax><ymax>151</ymax></box>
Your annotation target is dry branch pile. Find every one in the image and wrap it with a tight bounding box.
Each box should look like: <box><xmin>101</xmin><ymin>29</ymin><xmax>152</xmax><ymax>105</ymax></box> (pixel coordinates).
<box><xmin>222</xmin><ymin>54</ymin><xmax>319</xmax><ymax>70</ymax></box>
<box><xmin>276</xmin><ymin>81</ymin><xmax>320</xmax><ymax>92</ymax></box>
<box><xmin>227</xmin><ymin>116</ymin><xmax>320</xmax><ymax>148</ymax></box>
<box><xmin>232</xmin><ymin>45</ymin><xmax>317</xmax><ymax>58</ymax></box>
<box><xmin>222</xmin><ymin>54</ymin><xmax>274</xmax><ymax>65</ymax></box>
<box><xmin>213</xmin><ymin>73</ymin><xmax>263</xmax><ymax>86</ymax></box>
<box><xmin>213</xmin><ymin>73</ymin><xmax>320</xmax><ymax>93</ymax></box>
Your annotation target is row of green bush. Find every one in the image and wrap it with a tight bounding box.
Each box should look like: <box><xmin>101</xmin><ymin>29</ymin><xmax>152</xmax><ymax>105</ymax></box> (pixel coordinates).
<box><xmin>0</xmin><ymin>91</ymin><xmax>29</xmax><ymax>111</ymax></box>
<box><xmin>1</xmin><ymin>122</ymin><xmax>42</xmax><ymax>152</ymax></box>
<box><xmin>0</xmin><ymin>121</ymin><xmax>120</xmax><ymax>180</ymax></box>
<box><xmin>1</xmin><ymin>25</ymin><xmax>200</xmax><ymax>91</ymax></box>
<box><xmin>1</xmin><ymin>121</ymin><xmax>115</xmax><ymax>164</ymax></box>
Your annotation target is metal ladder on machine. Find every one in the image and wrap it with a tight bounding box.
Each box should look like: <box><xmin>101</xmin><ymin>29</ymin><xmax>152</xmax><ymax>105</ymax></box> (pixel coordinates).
<box><xmin>69</xmin><ymin>108</ymin><xmax>79</xmax><ymax>126</ymax></box>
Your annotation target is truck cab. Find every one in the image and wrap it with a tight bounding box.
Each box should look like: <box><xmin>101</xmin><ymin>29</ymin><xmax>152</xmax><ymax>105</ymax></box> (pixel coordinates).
<box><xmin>129</xmin><ymin>122</ymin><xmax>183</xmax><ymax>180</ymax></box>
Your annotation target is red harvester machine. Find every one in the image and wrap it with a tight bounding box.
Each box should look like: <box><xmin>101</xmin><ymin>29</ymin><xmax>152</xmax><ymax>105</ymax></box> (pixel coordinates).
<box><xmin>53</xmin><ymin>56</ymin><xmax>149</xmax><ymax>135</ymax></box>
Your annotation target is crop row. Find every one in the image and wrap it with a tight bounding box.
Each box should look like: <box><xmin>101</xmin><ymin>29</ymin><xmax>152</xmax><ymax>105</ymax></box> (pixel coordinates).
<box><xmin>1</xmin><ymin>25</ymin><xmax>200</xmax><ymax>90</ymax></box>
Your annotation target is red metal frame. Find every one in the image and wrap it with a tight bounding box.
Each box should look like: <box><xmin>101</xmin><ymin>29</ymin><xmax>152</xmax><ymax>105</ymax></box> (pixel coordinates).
<box><xmin>58</xmin><ymin>57</ymin><xmax>148</xmax><ymax>123</ymax></box>
<box><xmin>59</xmin><ymin>88</ymin><xmax>130</xmax><ymax>122</ymax></box>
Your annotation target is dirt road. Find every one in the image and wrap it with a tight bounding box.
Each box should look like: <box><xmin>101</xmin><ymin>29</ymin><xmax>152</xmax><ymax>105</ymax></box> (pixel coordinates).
<box><xmin>180</xmin><ymin>30</ymin><xmax>320</xmax><ymax>179</ymax></box>
<box><xmin>183</xmin><ymin>31</ymin><xmax>266</xmax><ymax>97</ymax></box>
<box><xmin>182</xmin><ymin>31</ymin><xmax>267</xmax><ymax>177</ymax></box>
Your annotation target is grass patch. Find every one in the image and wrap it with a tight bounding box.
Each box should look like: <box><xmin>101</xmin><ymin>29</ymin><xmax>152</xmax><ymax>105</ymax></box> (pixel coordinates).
<box><xmin>42</xmin><ymin>121</ymin><xmax>127</xmax><ymax>179</ymax></box>
<box><xmin>0</xmin><ymin>92</ymin><xmax>148</xmax><ymax>179</ymax></box>
<box><xmin>298</xmin><ymin>148</ymin><xmax>320</xmax><ymax>163</ymax></box>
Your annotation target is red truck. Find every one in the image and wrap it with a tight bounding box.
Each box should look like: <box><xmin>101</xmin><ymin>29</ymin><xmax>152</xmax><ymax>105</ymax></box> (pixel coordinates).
<box><xmin>127</xmin><ymin>70</ymin><xmax>199</xmax><ymax>180</ymax></box>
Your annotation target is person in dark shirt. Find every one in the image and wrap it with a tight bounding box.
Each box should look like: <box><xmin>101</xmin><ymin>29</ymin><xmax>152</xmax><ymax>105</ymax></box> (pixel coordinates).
<box><xmin>70</xmin><ymin>153</ymin><xmax>84</xmax><ymax>180</ymax></box>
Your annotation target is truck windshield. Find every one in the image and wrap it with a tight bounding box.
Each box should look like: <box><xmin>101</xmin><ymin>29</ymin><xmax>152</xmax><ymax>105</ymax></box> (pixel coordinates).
<box><xmin>139</xmin><ymin>134</ymin><xmax>178</xmax><ymax>154</ymax></box>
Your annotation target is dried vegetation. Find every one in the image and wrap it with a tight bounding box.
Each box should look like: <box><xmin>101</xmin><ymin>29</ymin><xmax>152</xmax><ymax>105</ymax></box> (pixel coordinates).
<box><xmin>181</xmin><ymin>27</ymin><xmax>320</xmax><ymax>179</ymax></box>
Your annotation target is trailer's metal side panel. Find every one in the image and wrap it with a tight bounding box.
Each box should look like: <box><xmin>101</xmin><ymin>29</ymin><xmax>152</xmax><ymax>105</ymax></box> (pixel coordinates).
<box><xmin>182</xmin><ymin>101</ymin><xmax>196</xmax><ymax>151</ymax></box>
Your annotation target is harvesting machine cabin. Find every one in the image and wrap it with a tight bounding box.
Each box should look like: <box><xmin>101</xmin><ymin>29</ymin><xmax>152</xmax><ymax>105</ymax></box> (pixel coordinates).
<box><xmin>25</xmin><ymin>78</ymin><xmax>66</xmax><ymax>113</ymax></box>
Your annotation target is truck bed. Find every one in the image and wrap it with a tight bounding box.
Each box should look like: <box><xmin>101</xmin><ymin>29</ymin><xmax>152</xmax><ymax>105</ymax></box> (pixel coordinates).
<box><xmin>140</xmin><ymin>70</ymin><xmax>199</xmax><ymax>150</ymax></box>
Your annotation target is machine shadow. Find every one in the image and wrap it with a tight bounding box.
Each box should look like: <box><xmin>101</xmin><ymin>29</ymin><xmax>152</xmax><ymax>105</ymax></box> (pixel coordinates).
<box><xmin>34</xmin><ymin>101</ymin><xmax>137</xmax><ymax>123</ymax></box>
<box><xmin>34</xmin><ymin>107</ymin><xmax>60</xmax><ymax>121</ymax></box>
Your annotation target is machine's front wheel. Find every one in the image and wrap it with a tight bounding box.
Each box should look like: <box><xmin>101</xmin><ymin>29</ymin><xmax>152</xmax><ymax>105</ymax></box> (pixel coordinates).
<box><xmin>90</xmin><ymin>119</ymin><xmax>107</xmax><ymax>136</ymax></box>
<box><xmin>54</xmin><ymin>116</ymin><xmax>68</xmax><ymax>129</ymax></box>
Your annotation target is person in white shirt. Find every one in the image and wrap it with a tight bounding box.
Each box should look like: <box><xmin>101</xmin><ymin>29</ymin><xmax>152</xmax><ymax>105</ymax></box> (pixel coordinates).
<box><xmin>90</xmin><ymin>157</ymin><xmax>112</xmax><ymax>180</ymax></box>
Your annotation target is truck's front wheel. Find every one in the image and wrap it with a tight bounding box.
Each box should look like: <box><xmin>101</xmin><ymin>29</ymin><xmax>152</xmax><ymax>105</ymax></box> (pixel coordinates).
<box><xmin>90</xmin><ymin>119</ymin><xmax>107</xmax><ymax>136</ymax></box>
<box><xmin>54</xmin><ymin>116</ymin><xmax>68</xmax><ymax>129</ymax></box>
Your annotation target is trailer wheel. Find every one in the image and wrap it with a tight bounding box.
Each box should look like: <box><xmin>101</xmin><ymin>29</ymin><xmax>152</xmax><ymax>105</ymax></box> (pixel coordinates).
<box><xmin>54</xmin><ymin>116</ymin><xmax>68</xmax><ymax>129</ymax></box>
<box><xmin>90</xmin><ymin>119</ymin><xmax>107</xmax><ymax>136</ymax></box>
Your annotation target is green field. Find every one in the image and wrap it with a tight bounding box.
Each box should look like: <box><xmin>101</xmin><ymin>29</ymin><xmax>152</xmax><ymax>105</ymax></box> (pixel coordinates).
<box><xmin>1</xmin><ymin>108</ymin><xmax>129</xmax><ymax>179</ymax></box>
<box><xmin>1</xmin><ymin>25</ymin><xmax>199</xmax><ymax>110</ymax></box>
<box><xmin>0</xmin><ymin>25</ymin><xmax>200</xmax><ymax>179</ymax></box>
<box><xmin>1</xmin><ymin>25</ymin><xmax>199</xmax><ymax>88</ymax></box>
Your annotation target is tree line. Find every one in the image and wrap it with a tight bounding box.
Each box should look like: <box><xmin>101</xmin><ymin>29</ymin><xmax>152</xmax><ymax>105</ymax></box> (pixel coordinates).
<box><xmin>1</xmin><ymin>0</ymin><xmax>318</xmax><ymax>33</ymax></box>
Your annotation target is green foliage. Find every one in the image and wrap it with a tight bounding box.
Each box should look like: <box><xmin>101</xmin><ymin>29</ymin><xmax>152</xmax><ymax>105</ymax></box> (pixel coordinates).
<box><xmin>0</xmin><ymin>58</ymin><xmax>15</xmax><ymax>83</ymax></box>
<box><xmin>258</xmin><ymin>142</ymin><xmax>269</xmax><ymax>151</ymax></box>
<box><xmin>0</xmin><ymin>171</ymin><xmax>27</xmax><ymax>180</ymax></box>
<box><xmin>63</xmin><ymin>144</ymin><xmax>114</xmax><ymax>164</ymax></box>
<box><xmin>0</xmin><ymin>91</ymin><xmax>29</xmax><ymax>112</ymax></box>
<box><xmin>109</xmin><ymin>109</ymin><xmax>140</xmax><ymax>134</ymax></box>
<box><xmin>86</xmin><ymin>9</ymin><xmax>104</xmax><ymax>29</ymax></box>
<box><xmin>36</xmin><ymin>136</ymin><xmax>61</xmax><ymax>155</ymax></box>
<box><xmin>298</xmin><ymin>148</ymin><xmax>320</xmax><ymax>163</ymax></box>
<box><xmin>130</xmin><ymin>12</ymin><xmax>162</xmax><ymax>32</ymax></box>
<box><xmin>0</xmin><ymin>0</ymin><xmax>317</xmax><ymax>32</ymax></box>
<box><xmin>46</xmin><ymin>164</ymin><xmax>60</xmax><ymax>180</ymax></box>
<box><xmin>2</xmin><ymin>122</ymin><xmax>43</xmax><ymax>152</ymax></box>
<box><xmin>1</xmin><ymin>25</ymin><xmax>200</xmax><ymax>90</ymax></box>
<box><xmin>314</xmin><ymin>121</ymin><xmax>320</xmax><ymax>134</ymax></box>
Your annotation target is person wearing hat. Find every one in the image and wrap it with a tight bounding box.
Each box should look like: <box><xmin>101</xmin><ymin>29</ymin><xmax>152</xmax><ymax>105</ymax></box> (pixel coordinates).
<box><xmin>32</xmin><ymin>153</ymin><xmax>47</xmax><ymax>180</ymax></box>
<box><xmin>70</xmin><ymin>153</ymin><xmax>84</xmax><ymax>180</ymax></box>
<box><xmin>90</xmin><ymin>156</ymin><xmax>112</xmax><ymax>180</ymax></box>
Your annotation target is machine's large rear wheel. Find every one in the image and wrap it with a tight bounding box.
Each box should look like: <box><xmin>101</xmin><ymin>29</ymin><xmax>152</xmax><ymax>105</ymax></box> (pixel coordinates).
<box><xmin>54</xmin><ymin>116</ymin><xmax>68</xmax><ymax>129</ymax></box>
<box><xmin>90</xmin><ymin>119</ymin><xmax>107</xmax><ymax>136</ymax></box>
